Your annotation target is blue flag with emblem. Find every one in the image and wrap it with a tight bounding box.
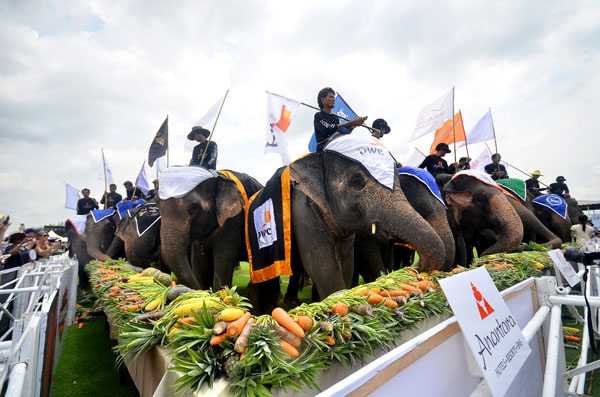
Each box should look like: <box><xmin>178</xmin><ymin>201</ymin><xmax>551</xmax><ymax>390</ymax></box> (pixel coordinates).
<box><xmin>308</xmin><ymin>93</ymin><xmax>358</xmax><ymax>152</ymax></box>
<box><xmin>533</xmin><ymin>194</ymin><xmax>568</xmax><ymax>219</ymax></box>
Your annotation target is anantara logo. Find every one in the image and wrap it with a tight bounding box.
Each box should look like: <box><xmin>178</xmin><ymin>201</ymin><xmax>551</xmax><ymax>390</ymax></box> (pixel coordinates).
<box><xmin>472</xmin><ymin>282</ymin><xmax>494</xmax><ymax>320</ymax></box>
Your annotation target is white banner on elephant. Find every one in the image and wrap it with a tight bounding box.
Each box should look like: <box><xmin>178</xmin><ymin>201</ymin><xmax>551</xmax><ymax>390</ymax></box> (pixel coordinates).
<box><xmin>410</xmin><ymin>87</ymin><xmax>454</xmax><ymax>141</ymax></box>
<box><xmin>265</xmin><ymin>92</ymin><xmax>301</xmax><ymax>165</ymax></box>
<box><xmin>158</xmin><ymin>166</ymin><xmax>216</xmax><ymax>199</ymax></box>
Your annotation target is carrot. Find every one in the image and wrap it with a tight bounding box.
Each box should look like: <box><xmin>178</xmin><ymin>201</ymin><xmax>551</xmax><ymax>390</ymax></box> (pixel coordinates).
<box><xmin>171</xmin><ymin>280</ymin><xmax>176</xmax><ymax>288</ymax></box>
<box><xmin>240</xmin><ymin>347</ymin><xmax>248</xmax><ymax>360</ymax></box>
<box><xmin>125</xmin><ymin>297</ymin><xmax>140</xmax><ymax>302</ymax></box>
<box><xmin>365</xmin><ymin>291</ymin><xmax>385</xmax><ymax>305</ymax></box>
<box><xmin>124</xmin><ymin>304</ymin><xmax>140</xmax><ymax>312</ymax></box>
<box><xmin>272</xmin><ymin>307</ymin><xmax>305</xmax><ymax>338</ymax></box>
<box><xmin>416</xmin><ymin>280</ymin><xmax>431</xmax><ymax>291</ymax></box>
<box><xmin>110</xmin><ymin>286</ymin><xmax>120</xmax><ymax>291</ymax></box>
<box><xmin>78</xmin><ymin>322</ymin><xmax>85</xmax><ymax>329</ymax></box>
<box><xmin>280</xmin><ymin>340</ymin><xmax>299</xmax><ymax>357</ymax></box>
<box><xmin>332</xmin><ymin>302</ymin><xmax>349</xmax><ymax>316</ymax></box>
<box><xmin>564</xmin><ymin>335</ymin><xmax>581</xmax><ymax>343</ymax></box>
<box><xmin>93</xmin><ymin>285</ymin><xmax>100</xmax><ymax>289</ymax></box>
<box><xmin>379</xmin><ymin>290</ymin><xmax>409</xmax><ymax>297</ymax></box>
<box><xmin>492</xmin><ymin>265</ymin><xmax>506</xmax><ymax>270</ymax></box>
<box><xmin>210</xmin><ymin>334</ymin><xmax>226</xmax><ymax>345</ymax></box>
<box><xmin>180</xmin><ymin>317</ymin><xmax>196</xmax><ymax>325</ymax></box>
<box><xmin>342</xmin><ymin>332</ymin><xmax>351</xmax><ymax>339</ymax></box>
<box><xmin>324</xmin><ymin>337</ymin><xmax>335</xmax><ymax>345</ymax></box>
<box><xmin>295</xmin><ymin>315</ymin><xmax>314</xmax><ymax>331</ymax></box>
<box><xmin>383</xmin><ymin>299</ymin><xmax>398</xmax><ymax>309</ymax></box>
<box><xmin>108</xmin><ymin>292</ymin><xmax>120</xmax><ymax>297</ymax></box>
<box><xmin>227</xmin><ymin>312</ymin><xmax>251</xmax><ymax>338</ymax></box>
<box><xmin>396</xmin><ymin>282</ymin><xmax>421</xmax><ymax>293</ymax></box>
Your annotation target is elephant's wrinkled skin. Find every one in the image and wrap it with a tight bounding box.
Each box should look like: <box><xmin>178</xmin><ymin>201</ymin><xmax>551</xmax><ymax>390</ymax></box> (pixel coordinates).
<box><xmin>115</xmin><ymin>207</ymin><xmax>162</xmax><ymax>269</ymax></box>
<box><xmin>83</xmin><ymin>212</ymin><xmax>125</xmax><ymax>261</ymax></box>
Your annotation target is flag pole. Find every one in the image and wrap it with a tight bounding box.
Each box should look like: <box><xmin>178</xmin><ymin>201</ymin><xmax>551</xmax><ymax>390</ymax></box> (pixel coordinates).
<box><xmin>415</xmin><ymin>147</ymin><xmax>426</xmax><ymax>156</ymax></box>
<box><xmin>299</xmin><ymin>101</ymin><xmax>380</xmax><ymax>134</ymax></box>
<box><xmin>460</xmin><ymin>110</ymin><xmax>470</xmax><ymax>159</ymax></box>
<box><xmin>200</xmin><ymin>89</ymin><xmax>229</xmax><ymax>167</ymax></box>
<box><xmin>166</xmin><ymin>115</ymin><xmax>170</xmax><ymax>167</ymax></box>
<box><xmin>452</xmin><ymin>87</ymin><xmax>457</xmax><ymax>165</ymax></box>
<box><xmin>101</xmin><ymin>148</ymin><xmax>108</xmax><ymax>210</ymax></box>
<box><xmin>500</xmin><ymin>159</ymin><xmax>549</xmax><ymax>187</ymax></box>
<box><xmin>490</xmin><ymin>107</ymin><xmax>498</xmax><ymax>154</ymax></box>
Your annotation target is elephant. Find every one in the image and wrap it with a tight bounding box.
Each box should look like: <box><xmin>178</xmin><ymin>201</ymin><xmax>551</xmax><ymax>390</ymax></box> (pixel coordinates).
<box><xmin>65</xmin><ymin>219</ymin><xmax>93</xmax><ymax>289</ymax></box>
<box><xmin>82</xmin><ymin>212</ymin><xmax>125</xmax><ymax>262</ymax></box>
<box><xmin>506</xmin><ymin>195</ymin><xmax>563</xmax><ymax>247</ymax></box>
<box><xmin>251</xmin><ymin>151</ymin><xmax>447</xmax><ymax>313</ymax></box>
<box><xmin>159</xmin><ymin>170</ymin><xmax>263</xmax><ymax>290</ymax></box>
<box><xmin>444</xmin><ymin>174</ymin><xmax>524</xmax><ymax>266</ymax></box>
<box><xmin>351</xmin><ymin>170</ymin><xmax>456</xmax><ymax>286</ymax></box>
<box><xmin>114</xmin><ymin>203</ymin><xmax>162</xmax><ymax>269</ymax></box>
<box><xmin>527</xmin><ymin>194</ymin><xmax>571</xmax><ymax>242</ymax></box>
<box><xmin>566</xmin><ymin>197</ymin><xmax>585</xmax><ymax>225</ymax></box>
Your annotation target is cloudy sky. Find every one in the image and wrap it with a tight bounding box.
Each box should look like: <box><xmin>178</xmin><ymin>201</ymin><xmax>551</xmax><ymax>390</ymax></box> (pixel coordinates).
<box><xmin>1</xmin><ymin>0</ymin><xmax>599</xmax><ymax>230</ymax></box>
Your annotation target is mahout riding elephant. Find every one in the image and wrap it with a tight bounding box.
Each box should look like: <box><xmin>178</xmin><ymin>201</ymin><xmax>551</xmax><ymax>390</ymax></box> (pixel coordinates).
<box><xmin>115</xmin><ymin>203</ymin><xmax>162</xmax><ymax>269</ymax></box>
<box><xmin>159</xmin><ymin>169</ymin><xmax>263</xmax><ymax>290</ymax></box>
<box><xmin>443</xmin><ymin>173</ymin><xmax>524</xmax><ymax>266</ymax></box>
<box><xmin>251</xmin><ymin>151</ymin><xmax>446</xmax><ymax>313</ymax></box>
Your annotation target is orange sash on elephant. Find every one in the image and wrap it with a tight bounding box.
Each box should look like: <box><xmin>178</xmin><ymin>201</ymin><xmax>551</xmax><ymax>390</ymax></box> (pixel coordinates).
<box><xmin>218</xmin><ymin>170</ymin><xmax>249</xmax><ymax>204</ymax></box>
<box><xmin>244</xmin><ymin>166</ymin><xmax>292</xmax><ymax>283</ymax></box>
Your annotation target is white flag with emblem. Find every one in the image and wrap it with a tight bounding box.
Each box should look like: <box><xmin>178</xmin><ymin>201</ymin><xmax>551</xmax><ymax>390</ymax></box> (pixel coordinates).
<box><xmin>266</xmin><ymin>92</ymin><xmax>301</xmax><ymax>165</ymax></box>
<box><xmin>410</xmin><ymin>87</ymin><xmax>454</xmax><ymax>141</ymax></box>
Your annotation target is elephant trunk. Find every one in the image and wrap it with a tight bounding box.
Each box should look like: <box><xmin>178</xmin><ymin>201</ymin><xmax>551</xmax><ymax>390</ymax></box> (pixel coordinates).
<box><xmin>105</xmin><ymin>236</ymin><xmax>125</xmax><ymax>259</ymax></box>
<box><xmin>364</xmin><ymin>194</ymin><xmax>446</xmax><ymax>273</ymax></box>
<box><xmin>160</xmin><ymin>219</ymin><xmax>200</xmax><ymax>290</ymax></box>
<box><xmin>427</xmin><ymin>211</ymin><xmax>456</xmax><ymax>271</ymax></box>
<box><xmin>480</xmin><ymin>195</ymin><xmax>524</xmax><ymax>256</ymax></box>
<box><xmin>85</xmin><ymin>229</ymin><xmax>112</xmax><ymax>262</ymax></box>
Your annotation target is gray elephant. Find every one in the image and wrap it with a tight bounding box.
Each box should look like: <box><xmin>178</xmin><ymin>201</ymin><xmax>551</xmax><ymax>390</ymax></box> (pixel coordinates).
<box><xmin>159</xmin><ymin>169</ymin><xmax>263</xmax><ymax>290</ymax></box>
<box><xmin>65</xmin><ymin>217</ymin><xmax>93</xmax><ymax>289</ymax></box>
<box><xmin>250</xmin><ymin>150</ymin><xmax>446</xmax><ymax>313</ymax></box>
<box><xmin>82</xmin><ymin>211</ymin><xmax>125</xmax><ymax>262</ymax></box>
<box><xmin>528</xmin><ymin>194</ymin><xmax>572</xmax><ymax>242</ymax></box>
<box><xmin>115</xmin><ymin>203</ymin><xmax>162</xmax><ymax>269</ymax></box>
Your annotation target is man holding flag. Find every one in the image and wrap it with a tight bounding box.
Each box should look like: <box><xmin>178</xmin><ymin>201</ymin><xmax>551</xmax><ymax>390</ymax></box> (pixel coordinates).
<box><xmin>314</xmin><ymin>87</ymin><xmax>367</xmax><ymax>152</ymax></box>
<box><xmin>188</xmin><ymin>126</ymin><xmax>218</xmax><ymax>170</ymax></box>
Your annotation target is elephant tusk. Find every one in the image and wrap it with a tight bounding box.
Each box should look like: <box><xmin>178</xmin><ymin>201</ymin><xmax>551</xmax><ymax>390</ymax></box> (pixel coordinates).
<box><xmin>371</xmin><ymin>223</ymin><xmax>376</xmax><ymax>235</ymax></box>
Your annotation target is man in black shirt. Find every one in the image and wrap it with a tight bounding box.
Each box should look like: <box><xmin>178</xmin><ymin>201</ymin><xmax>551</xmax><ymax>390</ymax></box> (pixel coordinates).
<box><xmin>76</xmin><ymin>188</ymin><xmax>99</xmax><ymax>215</ymax></box>
<box><xmin>549</xmin><ymin>176</ymin><xmax>570</xmax><ymax>197</ymax></box>
<box><xmin>123</xmin><ymin>181</ymin><xmax>140</xmax><ymax>201</ymax></box>
<box><xmin>484</xmin><ymin>153</ymin><xmax>509</xmax><ymax>180</ymax></box>
<box><xmin>100</xmin><ymin>184</ymin><xmax>123</xmax><ymax>209</ymax></box>
<box><xmin>418</xmin><ymin>143</ymin><xmax>457</xmax><ymax>182</ymax></box>
<box><xmin>525</xmin><ymin>170</ymin><xmax>547</xmax><ymax>197</ymax></box>
<box><xmin>145</xmin><ymin>180</ymin><xmax>159</xmax><ymax>201</ymax></box>
<box><xmin>457</xmin><ymin>157</ymin><xmax>471</xmax><ymax>171</ymax></box>
<box><xmin>188</xmin><ymin>126</ymin><xmax>218</xmax><ymax>170</ymax></box>
<box><xmin>314</xmin><ymin>87</ymin><xmax>367</xmax><ymax>152</ymax></box>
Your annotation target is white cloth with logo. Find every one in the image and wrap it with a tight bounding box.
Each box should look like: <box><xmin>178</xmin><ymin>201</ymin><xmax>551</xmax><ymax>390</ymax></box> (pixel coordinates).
<box><xmin>158</xmin><ymin>166</ymin><xmax>216</xmax><ymax>200</ymax></box>
<box><xmin>324</xmin><ymin>131</ymin><xmax>396</xmax><ymax>189</ymax></box>
<box><xmin>452</xmin><ymin>169</ymin><xmax>499</xmax><ymax>189</ymax></box>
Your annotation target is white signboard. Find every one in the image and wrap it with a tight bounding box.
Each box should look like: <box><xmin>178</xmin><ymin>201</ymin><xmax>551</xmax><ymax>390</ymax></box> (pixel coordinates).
<box><xmin>548</xmin><ymin>249</ymin><xmax>580</xmax><ymax>287</ymax></box>
<box><xmin>439</xmin><ymin>267</ymin><xmax>531</xmax><ymax>397</ymax></box>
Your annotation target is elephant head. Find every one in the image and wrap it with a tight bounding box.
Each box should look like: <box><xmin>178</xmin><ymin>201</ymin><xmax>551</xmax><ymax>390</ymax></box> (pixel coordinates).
<box><xmin>444</xmin><ymin>175</ymin><xmax>524</xmax><ymax>257</ymax></box>
<box><xmin>566</xmin><ymin>197</ymin><xmax>584</xmax><ymax>226</ymax></box>
<box><xmin>289</xmin><ymin>151</ymin><xmax>446</xmax><ymax>273</ymax></box>
<box><xmin>159</xmin><ymin>175</ymin><xmax>247</xmax><ymax>290</ymax></box>
<box><xmin>83</xmin><ymin>212</ymin><xmax>120</xmax><ymax>262</ymax></box>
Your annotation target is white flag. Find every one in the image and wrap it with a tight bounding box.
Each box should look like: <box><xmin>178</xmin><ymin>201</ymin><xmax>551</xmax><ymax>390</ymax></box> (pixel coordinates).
<box><xmin>99</xmin><ymin>156</ymin><xmax>116</xmax><ymax>185</ymax></box>
<box><xmin>467</xmin><ymin>109</ymin><xmax>495</xmax><ymax>145</ymax></box>
<box><xmin>410</xmin><ymin>87</ymin><xmax>454</xmax><ymax>141</ymax></box>
<box><xmin>470</xmin><ymin>147</ymin><xmax>492</xmax><ymax>171</ymax></box>
<box><xmin>404</xmin><ymin>148</ymin><xmax>426</xmax><ymax>167</ymax></box>
<box><xmin>65</xmin><ymin>183</ymin><xmax>81</xmax><ymax>210</ymax></box>
<box><xmin>136</xmin><ymin>162</ymin><xmax>151</xmax><ymax>196</ymax></box>
<box><xmin>154</xmin><ymin>155</ymin><xmax>167</xmax><ymax>174</ymax></box>
<box><xmin>184</xmin><ymin>95</ymin><xmax>226</xmax><ymax>153</ymax></box>
<box><xmin>265</xmin><ymin>92</ymin><xmax>301</xmax><ymax>165</ymax></box>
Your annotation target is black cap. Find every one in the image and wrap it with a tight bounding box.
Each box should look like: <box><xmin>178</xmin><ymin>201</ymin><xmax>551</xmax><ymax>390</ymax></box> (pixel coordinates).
<box><xmin>8</xmin><ymin>232</ymin><xmax>26</xmax><ymax>244</ymax></box>
<box><xmin>435</xmin><ymin>143</ymin><xmax>451</xmax><ymax>153</ymax></box>
<box><xmin>23</xmin><ymin>228</ymin><xmax>38</xmax><ymax>235</ymax></box>
<box><xmin>123</xmin><ymin>181</ymin><xmax>133</xmax><ymax>187</ymax></box>
<box><xmin>372</xmin><ymin>119</ymin><xmax>391</xmax><ymax>134</ymax></box>
<box><xmin>557</xmin><ymin>176</ymin><xmax>566</xmax><ymax>182</ymax></box>
<box><xmin>187</xmin><ymin>126</ymin><xmax>210</xmax><ymax>140</ymax></box>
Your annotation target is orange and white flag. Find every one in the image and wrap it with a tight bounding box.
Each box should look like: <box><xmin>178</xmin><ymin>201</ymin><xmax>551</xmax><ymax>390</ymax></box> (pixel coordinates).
<box><xmin>266</xmin><ymin>92</ymin><xmax>300</xmax><ymax>165</ymax></box>
<box><xmin>429</xmin><ymin>111</ymin><xmax>466</xmax><ymax>154</ymax></box>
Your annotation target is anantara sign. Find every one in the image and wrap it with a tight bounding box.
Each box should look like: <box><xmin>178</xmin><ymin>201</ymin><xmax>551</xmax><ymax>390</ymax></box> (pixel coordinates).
<box><xmin>439</xmin><ymin>267</ymin><xmax>531</xmax><ymax>396</ymax></box>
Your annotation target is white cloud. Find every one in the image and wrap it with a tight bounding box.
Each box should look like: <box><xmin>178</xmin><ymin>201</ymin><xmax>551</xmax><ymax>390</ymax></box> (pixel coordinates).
<box><xmin>0</xmin><ymin>0</ymin><xmax>599</xmax><ymax>229</ymax></box>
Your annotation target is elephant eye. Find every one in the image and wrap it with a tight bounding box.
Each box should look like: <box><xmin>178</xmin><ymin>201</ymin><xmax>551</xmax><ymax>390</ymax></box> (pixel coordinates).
<box><xmin>348</xmin><ymin>173</ymin><xmax>367</xmax><ymax>191</ymax></box>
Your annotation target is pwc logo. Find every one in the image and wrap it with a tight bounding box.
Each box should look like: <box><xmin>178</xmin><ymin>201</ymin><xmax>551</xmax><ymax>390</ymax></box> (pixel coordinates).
<box><xmin>472</xmin><ymin>282</ymin><xmax>494</xmax><ymax>320</ymax></box>
<box><xmin>254</xmin><ymin>199</ymin><xmax>278</xmax><ymax>249</ymax></box>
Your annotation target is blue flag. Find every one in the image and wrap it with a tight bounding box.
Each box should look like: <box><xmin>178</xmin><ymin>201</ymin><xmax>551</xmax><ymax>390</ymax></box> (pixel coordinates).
<box><xmin>308</xmin><ymin>94</ymin><xmax>358</xmax><ymax>152</ymax></box>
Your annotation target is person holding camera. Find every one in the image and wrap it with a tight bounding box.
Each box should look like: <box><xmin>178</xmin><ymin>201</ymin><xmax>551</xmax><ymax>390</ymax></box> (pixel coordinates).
<box><xmin>3</xmin><ymin>233</ymin><xmax>34</xmax><ymax>270</ymax></box>
<box><xmin>34</xmin><ymin>231</ymin><xmax>61</xmax><ymax>259</ymax></box>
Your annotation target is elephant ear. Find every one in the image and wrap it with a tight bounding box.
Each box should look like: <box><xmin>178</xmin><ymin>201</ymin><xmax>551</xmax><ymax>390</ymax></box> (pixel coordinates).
<box><xmin>445</xmin><ymin>191</ymin><xmax>473</xmax><ymax>212</ymax></box>
<box><xmin>216</xmin><ymin>176</ymin><xmax>245</xmax><ymax>227</ymax></box>
<box><xmin>288</xmin><ymin>154</ymin><xmax>329</xmax><ymax>212</ymax></box>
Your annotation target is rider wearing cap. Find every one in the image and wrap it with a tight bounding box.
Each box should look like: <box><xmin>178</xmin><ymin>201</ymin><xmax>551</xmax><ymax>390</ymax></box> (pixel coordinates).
<box><xmin>188</xmin><ymin>126</ymin><xmax>218</xmax><ymax>170</ymax></box>
<box><xmin>418</xmin><ymin>143</ymin><xmax>457</xmax><ymax>182</ymax></box>
<box><xmin>525</xmin><ymin>170</ymin><xmax>547</xmax><ymax>197</ymax></box>
<box><xmin>371</xmin><ymin>118</ymin><xmax>391</xmax><ymax>139</ymax></box>
<box><xmin>549</xmin><ymin>176</ymin><xmax>570</xmax><ymax>197</ymax></box>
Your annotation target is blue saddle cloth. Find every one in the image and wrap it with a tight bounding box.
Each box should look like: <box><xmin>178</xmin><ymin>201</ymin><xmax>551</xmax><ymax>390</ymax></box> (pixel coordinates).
<box><xmin>90</xmin><ymin>209</ymin><xmax>115</xmax><ymax>223</ymax></box>
<box><xmin>397</xmin><ymin>167</ymin><xmax>445</xmax><ymax>207</ymax></box>
<box><xmin>116</xmin><ymin>199</ymin><xmax>146</xmax><ymax>219</ymax></box>
<box><xmin>533</xmin><ymin>194</ymin><xmax>567</xmax><ymax>219</ymax></box>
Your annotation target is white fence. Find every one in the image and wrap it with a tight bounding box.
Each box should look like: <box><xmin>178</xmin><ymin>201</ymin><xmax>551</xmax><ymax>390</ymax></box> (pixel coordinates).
<box><xmin>0</xmin><ymin>254</ymin><xmax>78</xmax><ymax>396</ymax></box>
